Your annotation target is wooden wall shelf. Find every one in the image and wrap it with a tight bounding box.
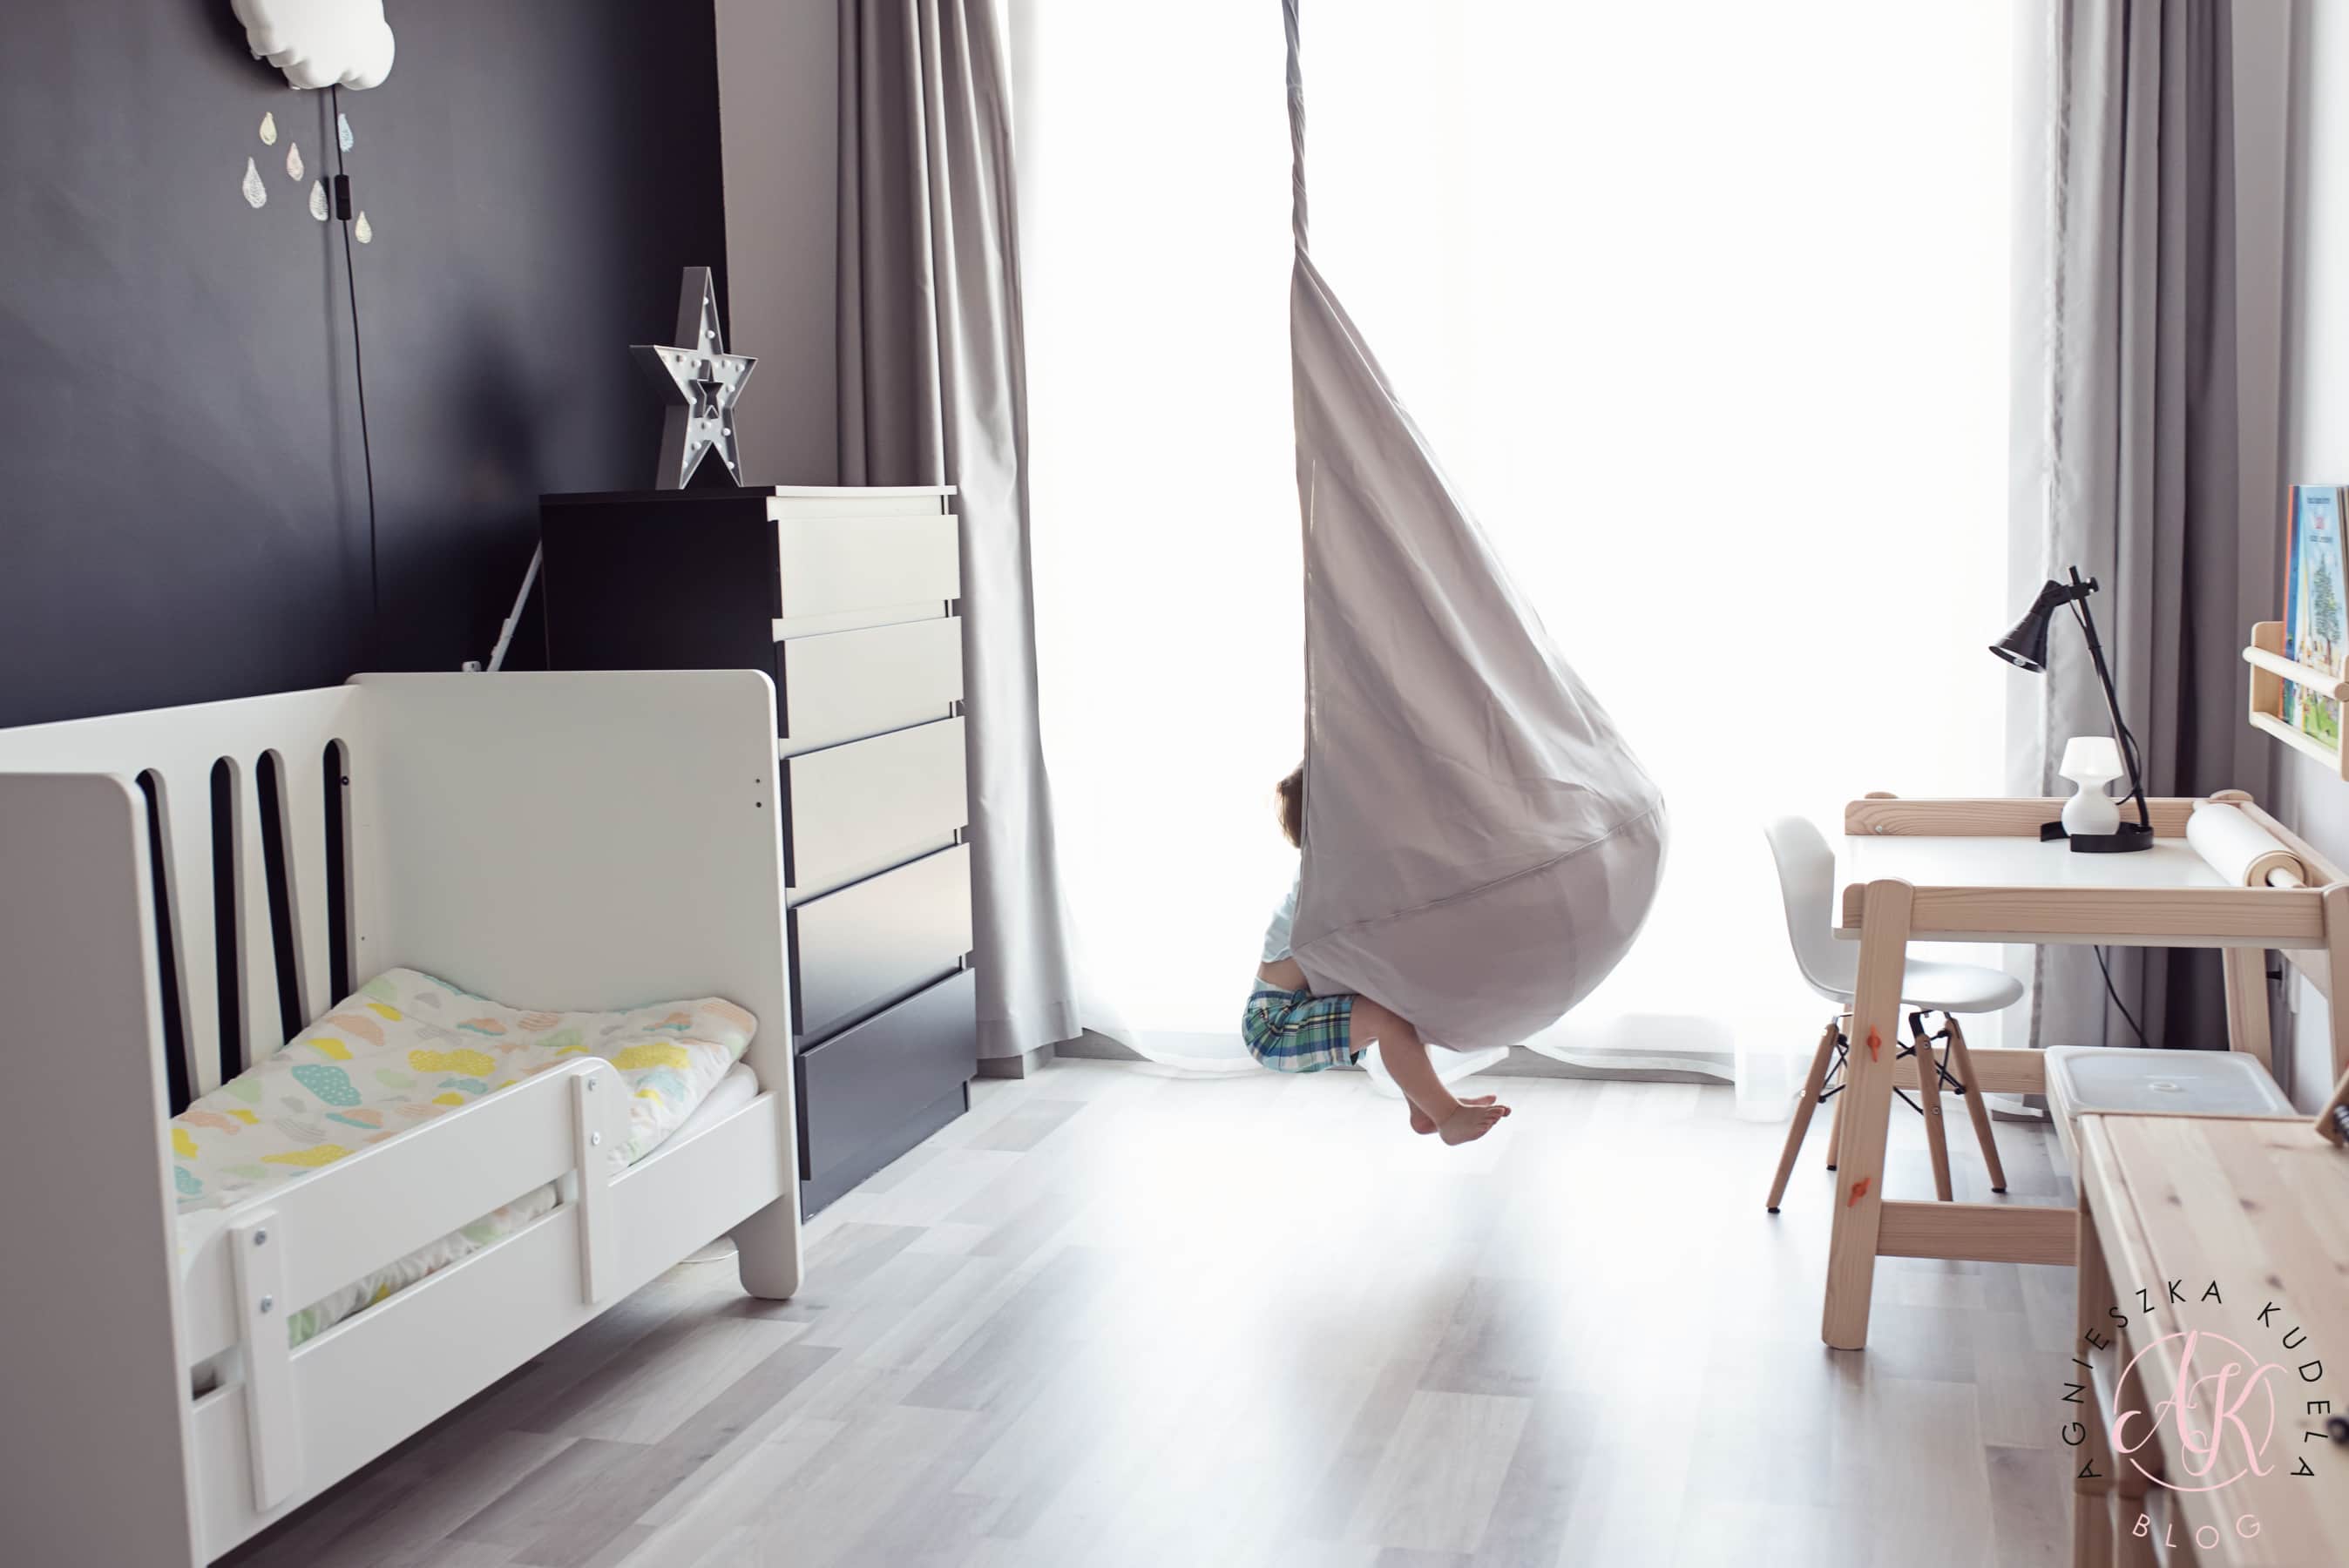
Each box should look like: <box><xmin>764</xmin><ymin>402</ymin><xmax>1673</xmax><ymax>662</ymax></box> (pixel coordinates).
<box><xmin>2244</xmin><ymin>620</ymin><xmax>2349</xmax><ymax>781</ymax></box>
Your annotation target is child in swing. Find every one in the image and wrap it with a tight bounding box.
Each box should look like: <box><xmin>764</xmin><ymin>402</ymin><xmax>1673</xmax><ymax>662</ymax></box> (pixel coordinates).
<box><xmin>1243</xmin><ymin>765</ymin><xmax>1512</xmax><ymax>1145</ymax></box>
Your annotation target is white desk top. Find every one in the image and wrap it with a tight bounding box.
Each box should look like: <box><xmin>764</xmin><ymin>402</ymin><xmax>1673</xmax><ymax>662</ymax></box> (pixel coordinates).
<box><xmin>1831</xmin><ymin>835</ymin><xmax>2240</xmax><ymax>943</ymax></box>
<box><xmin>1836</xmin><ymin>834</ymin><xmax>2232</xmax><ymax>895</ymax></box>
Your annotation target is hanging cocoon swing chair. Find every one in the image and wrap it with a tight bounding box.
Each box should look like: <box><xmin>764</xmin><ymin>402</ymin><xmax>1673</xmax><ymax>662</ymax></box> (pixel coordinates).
<box><xmin>1282</xmin><ymin>1</ymin><xmax>1668</xmax><ymax>1051</ymax></box>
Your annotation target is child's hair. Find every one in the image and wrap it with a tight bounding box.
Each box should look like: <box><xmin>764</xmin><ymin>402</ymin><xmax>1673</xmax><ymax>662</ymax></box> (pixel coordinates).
<box><xmin>1276</xmin><ymin>763</ymin><xmax>1305</xmax><ymax>848</ymax></box>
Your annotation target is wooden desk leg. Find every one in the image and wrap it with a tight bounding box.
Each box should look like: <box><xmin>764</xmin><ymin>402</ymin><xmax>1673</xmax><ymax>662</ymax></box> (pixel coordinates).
<box><xmin>2073</xmin><ymin>1198</ymin><xmax>2116</xmax><ymax>1568</ymax></box>
<box><xmin>1910</xmin><ymin>1011</ymin><xmax>1954</xmax><ymax>1202</ymax></box>
<box><xmin>1941</xmin><ymin>1017</ymin><xmax>2006</xmax><ymax>1193</ymax></box>
<box><xmin>2220</xmin><ymin>944</ymin><xmax>2273</xmax><ymax>1075</ymax></box>
<box><xmin>2325</xmin><ymin>884</ymin><xmax>2349</xmax><ymax>1086</ymax></box>
<box><xmin>1820</xmin><ymin>880</ymin><xmax>1911</xmax><ymax>1351</ymax></box>
<box><xmin>2112</xmin><ymin>1357</ymin><xmax>2157</xmax><ymax>1568</ymax></box>
<box><xmin>1767</xmin><ymin>1017</ymin><xmax>1840</xmax><ymax>1212</ymax></box>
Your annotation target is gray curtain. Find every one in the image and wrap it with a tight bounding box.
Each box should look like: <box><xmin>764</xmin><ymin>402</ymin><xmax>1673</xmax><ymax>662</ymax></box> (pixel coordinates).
<box><xmin>839</xmin><ymin>0</ymin><xmax>1080</xmax><ymax>1059</ymax></box>
<box><xmin>2009</xmin><ymin>0</ymin><xmax>2265</xmax><ymax>1051</ymax></box>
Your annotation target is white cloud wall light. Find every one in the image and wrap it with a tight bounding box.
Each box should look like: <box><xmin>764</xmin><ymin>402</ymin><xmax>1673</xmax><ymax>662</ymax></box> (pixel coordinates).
<box><xmin>232</xmin><ymin>0</ymin><xmax>396</xmax><ymax>91</ymax></box>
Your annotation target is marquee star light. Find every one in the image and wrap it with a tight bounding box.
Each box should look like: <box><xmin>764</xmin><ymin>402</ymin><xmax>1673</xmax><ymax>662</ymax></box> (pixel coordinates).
<box><xmin>632</xmin><ymin>267</ymin><xmax>756</xmax><ymax>489</ymax></box>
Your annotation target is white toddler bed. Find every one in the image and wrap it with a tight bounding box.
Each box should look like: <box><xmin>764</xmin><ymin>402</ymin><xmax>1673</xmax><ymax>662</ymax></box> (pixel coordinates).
<box><xmin>0</xmin><ymin>672</ymin><xmax>802</xmax><ymax>1566</ymax></box>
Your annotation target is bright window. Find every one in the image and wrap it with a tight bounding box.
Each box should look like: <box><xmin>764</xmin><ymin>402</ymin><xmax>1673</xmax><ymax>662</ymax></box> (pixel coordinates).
<box><xmin>1018</xmin><ymin>2</ymin><xmax>2019</xmax><ymax>1074</ymax></box>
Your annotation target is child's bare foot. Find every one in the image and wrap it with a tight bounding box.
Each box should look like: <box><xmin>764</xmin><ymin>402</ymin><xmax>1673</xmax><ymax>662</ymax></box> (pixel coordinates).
<box><xmin>1409</xmin><ymin>1093</ymin><xmax>1495</xmax><ymax>1135</ymax></box>
<box><xmin>1438</xmin><ymin>1102</ymin><xmax>1510</xmax><ymax>1144</ymax></box>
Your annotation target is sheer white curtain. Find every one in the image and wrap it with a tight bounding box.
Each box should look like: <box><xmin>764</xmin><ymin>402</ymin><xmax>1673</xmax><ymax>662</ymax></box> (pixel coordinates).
<box><xmin>1017</xmin><ymin>1</ymin><xmax>2021</xmax><ymax>1096</ymax></box>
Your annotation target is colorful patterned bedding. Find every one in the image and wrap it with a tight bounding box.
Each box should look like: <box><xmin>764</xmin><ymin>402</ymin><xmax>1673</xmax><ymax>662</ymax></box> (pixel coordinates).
<box><xmin>171</xmin><ymin>969</ymin><xmax>757</xmax><ymax>1347</ymax></box>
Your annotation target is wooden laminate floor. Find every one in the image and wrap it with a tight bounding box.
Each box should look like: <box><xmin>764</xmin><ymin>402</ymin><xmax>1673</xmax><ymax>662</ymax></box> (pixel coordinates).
<box><xmin>226</xmin><ymin>1061</ymin><xmax>2079</xmax><ymax>1568</ymax></box>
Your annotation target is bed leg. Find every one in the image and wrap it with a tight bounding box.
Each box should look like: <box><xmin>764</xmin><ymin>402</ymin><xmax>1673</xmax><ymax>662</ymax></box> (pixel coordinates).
<box><xmin>733</xmin><ymin>1195</ymin><xmax>802</xmax><ymax>1300</ymax></box>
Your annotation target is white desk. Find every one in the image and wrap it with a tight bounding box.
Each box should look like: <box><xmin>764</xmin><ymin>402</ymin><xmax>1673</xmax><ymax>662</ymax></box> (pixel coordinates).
<box><xmin>1815</xmin><ymin>794</ymin><xmax>2349</xmax><ymax>1352</ymax></box>
<box><xmin>1838</xmin><ymin>835</ymin><xmax>2233</xmax><ymax>913</ymax></box>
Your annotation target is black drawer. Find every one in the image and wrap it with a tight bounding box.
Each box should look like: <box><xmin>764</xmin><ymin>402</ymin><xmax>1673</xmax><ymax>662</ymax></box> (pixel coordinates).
<box><xmin>775</xmin><ymin>510</ymin><xmax>960</xmax><ymax>620</ymax></box>
<box><xmin>782</xmin><ymin>717</ymin><xmax>968</xmax><ymax>897</ymax></box>
<box><xmin>790</xmin><ymin>843</ymin><xmax>973</xmax><ymax>1041</ymax></box>
<box><xmin>540</xmin><ymin>494</ymin><xmax>779</xmax><ymax>672</ymax></box>
<box><xmin>795</xmin><ymin>968</ymin><xmax>978</xmax><ymax>1182</ymax></box>
<box><xmin>775</xmin><ymin>615</ymin><xmax>963</xmax><ymax>755</ymax></box>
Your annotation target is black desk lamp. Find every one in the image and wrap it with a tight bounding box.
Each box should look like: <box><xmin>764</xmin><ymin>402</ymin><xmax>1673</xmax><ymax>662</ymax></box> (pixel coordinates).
<box><xmin>1989</xmin><ymin>566</ymin><xmax>2154</xmax><ymax>853</ymax></box>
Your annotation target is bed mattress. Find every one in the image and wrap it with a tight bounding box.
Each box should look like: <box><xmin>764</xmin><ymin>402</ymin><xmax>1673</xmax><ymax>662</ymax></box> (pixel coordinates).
<box><xmin>172</xmin><ymin>969</ymin><xmax>761</xmax><ymax>1349</ymax></box>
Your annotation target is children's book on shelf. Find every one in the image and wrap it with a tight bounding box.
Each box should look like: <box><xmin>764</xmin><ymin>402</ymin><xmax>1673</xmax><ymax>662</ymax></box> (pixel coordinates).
<box><xmin>2286</xmin><ymin>483</ymin><xmax>2349</xmax><ymax>747</ymax></box>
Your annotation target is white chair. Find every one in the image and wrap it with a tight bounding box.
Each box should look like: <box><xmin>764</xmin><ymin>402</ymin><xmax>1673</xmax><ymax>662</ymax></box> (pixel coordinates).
<box><xmin>1762</xmin><ymin>814</ymin><xmax>2021</xmax><ymax>1211</ymax></box>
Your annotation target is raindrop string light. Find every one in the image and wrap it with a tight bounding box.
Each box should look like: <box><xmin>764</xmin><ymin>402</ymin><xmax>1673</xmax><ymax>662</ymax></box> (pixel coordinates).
<box><xmin>328</xmin><ymin>83</ymin><xmax>382</xmax><ymax>655</ymax></box>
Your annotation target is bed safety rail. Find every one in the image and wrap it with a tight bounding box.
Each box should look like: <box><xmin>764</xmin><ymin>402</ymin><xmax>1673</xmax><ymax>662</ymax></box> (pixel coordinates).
<box><xmin>188</xmin><ymin>1058</ymin><xmax>623</xmax><ymax>1511</ymax></box>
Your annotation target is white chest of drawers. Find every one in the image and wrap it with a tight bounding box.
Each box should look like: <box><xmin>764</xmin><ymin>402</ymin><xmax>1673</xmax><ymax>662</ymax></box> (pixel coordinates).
<box><xmin>540</xmin><ymin>484</ymin><xmax>978</xmax><ymax>1216</ymax></box>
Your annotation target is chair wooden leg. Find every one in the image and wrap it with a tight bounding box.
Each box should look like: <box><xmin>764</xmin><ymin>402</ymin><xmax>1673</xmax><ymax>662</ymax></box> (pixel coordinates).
<box><xmin>1824</xmin><ymin>1011</ymin><xmax>1851</xmax><ymax>1170</ymax></box>
<box><xmin>1911</xmin><ymin>1011</ymin><xmax>1955</xmax><ymax>1202</ymax></box>
<box><xmin>1825</xmin><ymin>1071</ymin><xmax>1845</xmax><ymax>1171</ymax></box>
<box><xmin>1767</xmin><ymin>1017</ymin><xmax>1842</xmax><ymax>1213</ymax></box>
<box><xmin>1941</xmin><ymin>1016</ymin><xmax>2007</xmax><ymax>1193</ymax></box>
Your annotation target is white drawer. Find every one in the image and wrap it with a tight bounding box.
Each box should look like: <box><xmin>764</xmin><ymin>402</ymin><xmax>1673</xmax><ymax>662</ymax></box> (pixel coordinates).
<box><xmin>776</xmin><ymin>512</ymin><xmax>960</xmax><ymax>621</ymax></box>
<box><xmin>782</xmin><ymin>717</ymin><xmax>968</xmax><ymax>898</ymax></box>
<box><xmin>776</xmin><ymin>617</ymin><xmax>963</xmax><ymax>757</ymax></box>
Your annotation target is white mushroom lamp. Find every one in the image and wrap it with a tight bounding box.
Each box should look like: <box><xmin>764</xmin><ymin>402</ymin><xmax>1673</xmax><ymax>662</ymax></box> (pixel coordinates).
<box><xmin>2057</xmin><ymin>735</ymin><xmax>2125</xmax><ymax>839</ymax></box>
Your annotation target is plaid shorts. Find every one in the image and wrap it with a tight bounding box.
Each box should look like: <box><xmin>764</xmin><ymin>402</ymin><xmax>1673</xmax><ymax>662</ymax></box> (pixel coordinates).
<box><xmin>1241</xmin><ymin>978</ymin><xmax>1359</xmax><ymax>1073</ymax></box>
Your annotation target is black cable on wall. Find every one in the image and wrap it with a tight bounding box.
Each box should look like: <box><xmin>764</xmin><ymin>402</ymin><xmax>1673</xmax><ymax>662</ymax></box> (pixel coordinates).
<box><xmin>328</xmin><ymin>83</ymin><xmax>384</xmax><ymax>656</ymax></box>
<box><xmin>0</xmin><ymin>0</ymin><xmax>729</xmax><ymax>727</ymax></box>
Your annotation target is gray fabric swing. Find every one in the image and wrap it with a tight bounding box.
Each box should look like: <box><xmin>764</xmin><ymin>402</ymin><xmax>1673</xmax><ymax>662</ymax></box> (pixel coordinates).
<box><xmin>1282</xmin><ymin>1</ymin><xmax>1669</xmax><ymax>1051</ymax></box>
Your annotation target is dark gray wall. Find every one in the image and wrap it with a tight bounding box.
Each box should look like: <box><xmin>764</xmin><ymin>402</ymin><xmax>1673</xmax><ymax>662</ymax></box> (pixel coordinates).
<box><xmin>0</xmin><ymin>1</ymin><xmax>729</xmax><ymax>727</ymax></box>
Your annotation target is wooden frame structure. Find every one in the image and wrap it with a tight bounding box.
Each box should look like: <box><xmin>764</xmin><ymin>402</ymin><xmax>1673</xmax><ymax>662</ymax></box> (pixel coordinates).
<box><xmin>1820</xmin><ymin>793</ymin><xmax>2349</xmax><ymax>1351</ymax></box>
